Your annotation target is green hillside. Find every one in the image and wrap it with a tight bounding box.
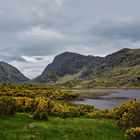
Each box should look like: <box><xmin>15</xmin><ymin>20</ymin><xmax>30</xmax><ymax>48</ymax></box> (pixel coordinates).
<box><xmin>33</xmin><ymin>48</ymin><xmax>140</xmax><ymax>88</ymax></box>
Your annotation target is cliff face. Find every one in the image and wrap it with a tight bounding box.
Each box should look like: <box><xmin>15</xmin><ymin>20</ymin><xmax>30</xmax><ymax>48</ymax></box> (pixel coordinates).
<box><xmin>33</xmin><ymin>48</ymin><xmax>140</xmax><ymax>88</ymax></box>
<box><xmin>0</xmin><ymin>62</ymin><xmax>29</xmax><ymax>83</ymax></box>
<box><xmin>33</xmin><ymin>52</ymin><xmax>99</xmax><ymax>83</ymax></box>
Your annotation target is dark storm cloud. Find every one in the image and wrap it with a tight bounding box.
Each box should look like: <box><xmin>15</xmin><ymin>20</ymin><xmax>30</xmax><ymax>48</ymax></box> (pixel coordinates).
<box><xmin>87</xmin><ymin>19</ymin><xmax>140</xmax><ymax>42</ymax></box>
<box><xmin>0</xmin><ymin>0</ymin><xmax>140</xmax><ymax>78</ymax></box>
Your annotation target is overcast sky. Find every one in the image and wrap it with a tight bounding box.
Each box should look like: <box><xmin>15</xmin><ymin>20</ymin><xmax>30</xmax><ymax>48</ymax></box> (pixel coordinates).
<box><xmin>0</xmin><ymin>0</ymin><xmax>140</xmax><ymax>79</ymax></box>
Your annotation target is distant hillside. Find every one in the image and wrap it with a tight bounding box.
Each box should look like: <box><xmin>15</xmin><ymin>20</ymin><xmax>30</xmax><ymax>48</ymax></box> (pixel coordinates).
<box><xmin>33</xmin><ymin>48</ymin><xmax>140</xmax><ymax>88</ymax></box>
<box><xmin>0</xmin><ymin>62</ymin><xmax>29</xmax><ymax>83</ymax></box>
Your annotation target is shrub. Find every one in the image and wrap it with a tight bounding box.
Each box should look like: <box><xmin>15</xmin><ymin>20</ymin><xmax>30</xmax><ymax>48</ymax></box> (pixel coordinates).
<box><xmin>33</xmin><ymin>98</ymin><xmax>49</xmax><ymax>120</ymax></box>
<box><xmin>126</xmin><ymin>127</ymin><xmax>140</xmax><ymax>140</ymax></box>
<box><xmin>86</xmin><ymin>109</ymin><xmax>109</xmax><ymax>118</ymax></box>
<box><xmin>0</xmin><ymin>83</ymin><xmax>78</xmax><ymax>101</ymax></box>
<box><xmin>109</xmin><ymin>100</ymin><xmax>140</xmax><ymax>129</ymax></box>
<box><xmin>86</xmin><ymin>110</ymin><xmax>101</xmax><ymax>118</ymax></box>
<box><xmin>118</xmin><ymin>101</ymin><xmax>140</xmax><ymax>128</ymax></box>
<box><xmin>50</xmin><ymin>101</ymin><xmax>70</xmax><ymax>118</ymax></box>
<box><xmin>50</xmin><ymin>101</ymin><xmax>95</xmax><ymax>118</ymax></box>
<box><xmin>0</xmin><ymin>96</ymin><xmax>16</xmax><ymax>115</ymax></box>
<box><xmin>109</xmin><ymin>100</ymin><xmax>139</xmax><ymax>120</ymax></box>
<box><xmin>15</xmin><ymin>97</ymin><xmax>35</xmax><ymax>112</ymax></box>
<box><xmin>77</xmin><ymin>105</ymin><xmax>95</xmax><ymax>116</ymax></box>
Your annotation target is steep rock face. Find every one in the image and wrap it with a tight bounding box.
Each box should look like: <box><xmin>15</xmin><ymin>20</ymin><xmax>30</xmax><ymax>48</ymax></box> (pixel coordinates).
<box><xmin>91</xmin><ymin>48</ymin><xmax>140</xmax><ymax>73</ymax></box>
<box><xmin>43</xmin><ymin>52</ymin><xmax>87</xmax><ymax>76</ymax></box>
<box><xmin>93</xmin><ymin>48</ymin><xmax>140</xmax><ymax>74</ymax></box>
<box><xmin>33</xmin><ymin>52</ymin><xmax>93</xmax><ymax>83</ymax></box>
<box><xmin>0</xmin><ymin>62</ymin><xmax>29</xmax><ymax>83</ymax></box>
<box><xmin>33</xmin><ymin>48</ymin><xmax>140</xmax><ymax>86</ymax></box>
<box><xmin>102</xmin><ymin>48</ymin><xmax>139</xmax><ymax>67</ymax></box>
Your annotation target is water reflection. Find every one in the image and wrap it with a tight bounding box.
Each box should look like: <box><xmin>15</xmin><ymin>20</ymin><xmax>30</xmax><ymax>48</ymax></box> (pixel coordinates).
<box><xmin>73</xmin><ymin>89</ymin><xmax>140</xmax><ymax>109</ymax></box>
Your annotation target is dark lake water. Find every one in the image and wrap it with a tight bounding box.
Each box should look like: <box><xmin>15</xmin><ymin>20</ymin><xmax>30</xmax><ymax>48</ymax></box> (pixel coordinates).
<box><xmin>72</xmin><ymin>89</ymin><xmax>140</xmax><ymax>109</ymax></box>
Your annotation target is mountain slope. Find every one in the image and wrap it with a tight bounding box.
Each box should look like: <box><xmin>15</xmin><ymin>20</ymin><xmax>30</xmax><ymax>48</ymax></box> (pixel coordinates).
<box><xmin>0</xmin><ymin>62</ymin><xmax>29</xmax><ymax>83</ymax></box>
<box><xmin>33</xmin><ymin>52</ymin><xmax>98</xmax><ymax>83</ymax></box>
<box><xmin>33</xmin><ymin>48</ymin><xmax>140</xmax><ymax>88</ymax></box>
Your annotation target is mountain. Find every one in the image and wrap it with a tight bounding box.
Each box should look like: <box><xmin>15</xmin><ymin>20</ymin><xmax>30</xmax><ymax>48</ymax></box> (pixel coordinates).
<box><xmin>0</xmin><ymin>62</ymin><xmax>29</xmax><ymax>83</ymax></box>
<box><xmin>33</xmin><ymin>52</ymin><xmax>99</xmax><ymax>83</ymax></box>
<box><xmin>33</xmin><ymin>48</ymin><xmax>140</xmax><ymax>88</ymax></box>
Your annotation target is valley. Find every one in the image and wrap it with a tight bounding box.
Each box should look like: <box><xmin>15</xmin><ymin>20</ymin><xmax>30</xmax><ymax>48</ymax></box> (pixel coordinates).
<box><xmin>0</xmin><ymin>48</ymin><xmax>140</xmax><ymax>140</ymax></box>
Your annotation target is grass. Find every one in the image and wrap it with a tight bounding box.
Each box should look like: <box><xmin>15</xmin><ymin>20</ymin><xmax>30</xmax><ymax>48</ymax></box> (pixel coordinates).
<box><xmin>60</xmin><ymin>65</ymin><xmax>140</xmax><ymax>89</ymax></box>
<box><xmin>0</xmin><ymin>113</ymin><xmax>129</xmax><ymax>140</ymax></box>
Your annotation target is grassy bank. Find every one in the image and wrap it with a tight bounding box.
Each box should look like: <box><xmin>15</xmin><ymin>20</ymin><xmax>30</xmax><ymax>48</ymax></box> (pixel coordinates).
<box><xmin>0</xmin><ymin>113</ymin><xmax>128</xmax><ymax>140</ymax></box>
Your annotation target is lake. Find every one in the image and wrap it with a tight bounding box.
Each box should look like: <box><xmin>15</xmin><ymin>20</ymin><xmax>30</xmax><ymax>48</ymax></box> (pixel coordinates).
<box><xmin>72</xmin><ymin>89</ymin><xmax>140</xmax><ymax>110</ymax></box>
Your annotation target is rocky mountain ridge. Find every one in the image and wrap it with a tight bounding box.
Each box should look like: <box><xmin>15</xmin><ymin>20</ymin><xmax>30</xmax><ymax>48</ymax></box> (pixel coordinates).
<box><xmin>0</xmin><ymin>62</ymin><xmax>29</xmax><ymax>83</ymax></box>
<box><xmin>0</xmin><ymin>48</ymin><xmax>139</xmax><ymax>88</ymax></box>
<box><xmin>33</xmin><ymin>48</ymin><xmax>140</xmax><ymax>88</ymax></box>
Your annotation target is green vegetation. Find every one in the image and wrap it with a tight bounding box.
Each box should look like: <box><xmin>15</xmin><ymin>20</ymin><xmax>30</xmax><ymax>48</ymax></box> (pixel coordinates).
<box><xmin>109</xmin><ymin>100</ymin><xmax>140</xmax><ymax>140</ymax></box>
<box><xmin>32</xmin><ymin>48</ymin><xmax>140</xmax><ymax>88</ymax></box>
<box><xmin>0</xmin><ymin>96</ymin><xmax>16</xmax><ymax>115</ymax></box>
<box><xmin>109</xmin><ymin>100</ymin><xmax>140</xmax><ymax>128</ymax></box>
<box><xmin>0</xmin><ymin>82</ymin><xmax>78</xmax><ymax>99</ymax></box>
<box><xmin>0</xmin><ymin>82</ymin><xmax>96</xmax><ymax>119</ymax></box>
<box><xmin>0</xmin><ymin>82</ymin><xmax>140</xmax><ymax>140</ymax></box>
<box><xmin>126</xmin><ymin>127</ymin><xmax>140</xmax><ymax>139</ymax></box>
<box><xmin>0</xmin><ymin>113</ymin><xmax>127</xmax><ymax>140</ymax></box>
<box><xmin>62</xmin><ymin>65</ymin><xmax>140</xmax><ymax>88</ymax></box>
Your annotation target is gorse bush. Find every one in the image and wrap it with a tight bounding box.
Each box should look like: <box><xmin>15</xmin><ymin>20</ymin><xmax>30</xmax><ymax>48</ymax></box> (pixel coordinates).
<box><xmin>86</xmin><ymin>109</ymin><xmax>109</xmax><ymax>118</ymax></box>
<box><xmin>15</xmin><ymin>97</ymin><xmax>50</xmax><ymax>120</ymax></box>
<box><xmin>78</xmin><ymin>105</ymin><xmax>95</xmax><ymax>115</ymax></box>
<box><xmin>15</xmin><ymin>97</ymin><xmax>35</xmax><ymax>112</ymax></box>
<box><xmin>50</xmin><ymin>101</ymin><xmax>95</xmax><ymax>118</ymax></box>
<box><xmin>0</xmin><ymin>83</ymin><xmax>89</xmax><ymax>119</ymax></box>
<box><xmin>118</xmin><ymin>101</ymin><xmax>140</xmax><ymax>129</ymax></box>
<box><xmin>125</xmin><ymin>127</ymin><xmax>140</xmax><ymax>140</ymax></box>
<box><xmin>33</xmin><ymin>98</ymin><xmax>49</xmax><ymax>120</ymax></box>
<box><xmin>14</xmin><ymin>96</ymin><xmax>95</xmax><ymax>119</ymax></box>
<box><xmin>0</xmin><ymin>96</ymin><xmax>16</xmax><ymax>115</ymax></box>
<box><xmin>109</xmin><ymin>100</ymin><xmax>139</xmax><ymax>120</ymax></box>
<box><xmin>0</xmin><ymin>82</ymin><xmax>77</xmax><ymax>100</ymax></box>
<box><xmin>86</xmin><ymin>110</ymin><xmax>101</xmax><ymax>118</ymax></box>
<box><xmin>109</xmin><ymin>100</ymin><xmax>140</xmax><ymax>129</ymax></box>
<box><xmin>105</xmin><ymin>100</ymin><xmax>140</xmax><ymax>139</ymax></box>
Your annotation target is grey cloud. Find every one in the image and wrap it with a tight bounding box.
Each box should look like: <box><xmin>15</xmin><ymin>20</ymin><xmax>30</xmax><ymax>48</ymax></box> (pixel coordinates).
<box><xmin>0</xmin><ymin>0</ymin><xmax>140</xmax><ymax>78</ymax></box>
<box><xmin>0</xmin><ymin>54</ymin><xmax>26</xmax><ymax>62</ymax></box>
<box><xmin>87</xmin><ymin>19</ymin><xmax>140</xmax><ymax>42</ymax></box>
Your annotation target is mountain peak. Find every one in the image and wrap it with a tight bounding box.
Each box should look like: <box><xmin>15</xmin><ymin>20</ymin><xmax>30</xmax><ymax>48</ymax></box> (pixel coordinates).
<box><xmin>33</xmin><ymin>48</ymin><xmax>140</xmax><ymax>86</ymax></box>
<box><xmin>52</xmin><ymin>51</ymin><xmax>86</xmax><ymax>64</ymax></box>
<box><xmin>117</xmin><ymin>48</ymin><xmax>131</xmax><ymax>53</ymax></box>
<box><xmin>0</xmin><ymin>62</ymin><xmax>29</xmax><ymax>83</ymax></box>
<box><xmin>61</xmin><ymin>51</ymin><xmax>75</xmax><ymax>55</ymax></box>
<box><xmin>55</xmin><ymin>51</ymin><xmax>85</xmax><ymax>58</ymax></box>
